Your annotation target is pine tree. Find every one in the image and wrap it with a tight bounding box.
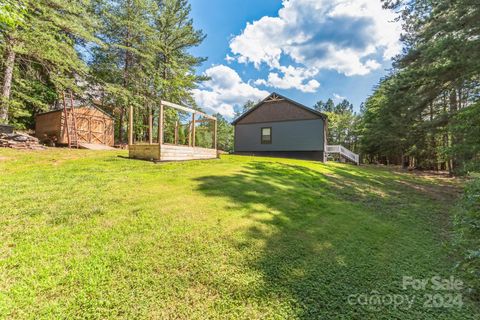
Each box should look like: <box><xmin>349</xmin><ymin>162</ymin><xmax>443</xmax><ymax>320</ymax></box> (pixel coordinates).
<box><xmin>315</xmin><ymin>98</ymin><xmax>360</xmax><ymax>152</ymax></box>
<box><xmin>90</xmin><ymin>0</ymin><xmax>157</xmax><ymax>141</ymax></box>
<box><xmin>313</xmin><ymin>98</ymin><xmax>335</xmax><ymax>113</ymax></box>
<box><xmin>361</xmin><ymin>0</ymin><xmax>480</xmax><ymax>171</ymax></box>
<box><xmin>214</xmin><ymin>113</ymin><xmax>234</xmax><ymax>152</ymax></box>
<box><xmin>335</xmin><ymin>99</ymin><xmax>353</xmax><ymax>114</ymax></box>
<box><xmin>0</xmin><ymin>0</ymin><xmax>26</xmax><ymax>28</ymax></box>
<box><xmin>313</xmin><ymin>100</ymin><xmax>325</xmax><ymax>112</ymax></box>
<box><xmin>234</xmin><ymin>100</ymin><xmax>256</xmax><ymax>118</ymax></box>
<box><xmin>90</xmin><ymin>0</ymin><xmax>206</xmax><ymax>142</ymax></box>
<box><xmin>152</xmin><ymin>0</ymin><xmax>206</xmax><ymax>103</ymax></box>
<box><xmin>0</xmin><ymin>0</ymin><xmax>98</xmax><ymax>125</ymax></box>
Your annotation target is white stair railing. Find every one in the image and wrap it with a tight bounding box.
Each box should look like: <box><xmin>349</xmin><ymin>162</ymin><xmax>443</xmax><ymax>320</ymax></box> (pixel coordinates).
<box><xmin>326</xmin><ymin>145</ymin><xmax>359</xmax><ymax>165</ymax></box>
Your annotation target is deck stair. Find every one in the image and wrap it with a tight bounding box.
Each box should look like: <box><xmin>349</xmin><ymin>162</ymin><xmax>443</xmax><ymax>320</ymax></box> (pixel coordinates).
<box><xmin>326</xmin><ymin>145</ymin><xmax>359</xmax><ymax>165</ymax></box>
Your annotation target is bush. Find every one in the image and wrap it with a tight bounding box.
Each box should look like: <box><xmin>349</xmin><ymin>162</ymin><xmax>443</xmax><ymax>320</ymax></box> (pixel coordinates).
<box><xmin>455</xmin><ymin>173</ymin><xmax>480</xmax><ymax>300</ymax></box>
<box><xmin>450</xmin><ymin>103</ymin><xmax>480</xmax><ymax>174</ymax></box>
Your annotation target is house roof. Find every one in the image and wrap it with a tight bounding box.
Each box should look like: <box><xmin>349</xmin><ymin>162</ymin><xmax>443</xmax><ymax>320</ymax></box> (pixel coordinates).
<box><xmin>231</xmin><ymin>92</ymin><xmax>327</xmax><ymax>125</ymax></box>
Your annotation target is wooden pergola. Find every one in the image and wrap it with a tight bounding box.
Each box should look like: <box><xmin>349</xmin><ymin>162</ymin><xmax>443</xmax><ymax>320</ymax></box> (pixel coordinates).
<box><xmin>128</xmin><ymin>100</ymin><xmax>218</xmax><ymax>161</ymax></box>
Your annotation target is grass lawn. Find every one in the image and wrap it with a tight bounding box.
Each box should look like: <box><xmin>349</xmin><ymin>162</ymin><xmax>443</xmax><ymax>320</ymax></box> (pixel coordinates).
<box><xmin>0</xmin><ymin>149</ymin><xmax>478</xmax><ymax>319</ymax></box>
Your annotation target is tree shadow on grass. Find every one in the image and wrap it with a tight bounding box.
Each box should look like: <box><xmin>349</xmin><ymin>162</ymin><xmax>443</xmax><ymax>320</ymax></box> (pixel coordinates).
<box><xmin>194</xmin><ymin>160</ymin><xmax>469</xmax><ymax>319</ymax></box>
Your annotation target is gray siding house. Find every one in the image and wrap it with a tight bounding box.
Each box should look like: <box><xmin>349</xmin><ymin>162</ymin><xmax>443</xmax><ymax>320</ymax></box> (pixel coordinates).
<box><xmin>232</xmin><ymin>93</ymin><xmax>328</xmax><ymax>162</ymax></box>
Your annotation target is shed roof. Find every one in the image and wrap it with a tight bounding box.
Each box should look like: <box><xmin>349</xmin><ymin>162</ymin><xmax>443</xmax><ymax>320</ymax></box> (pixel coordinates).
<box><xmin>36</xmin><ymin>104</ymin><xmax>114</xmax><ymax>119</ymax></box>
<box><xmin>232</xmin><ymin>92</ymin><xmax>327</xmax><ymax>125</ymax></box>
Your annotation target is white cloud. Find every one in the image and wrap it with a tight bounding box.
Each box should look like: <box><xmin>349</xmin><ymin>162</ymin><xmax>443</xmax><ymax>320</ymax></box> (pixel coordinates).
<box><xmin>254</xmin><ymin>65</ymin><xmax>320</xmax><ymax>93</ymax></box>
<box><xmin>333</xmin><ymin>93</ymin><xmax>346</xmax><ymax>102</ymax></box>
<box><xmin>229</xmin><ymin>0</ymin><xmax>402</xmax><ymax>77</ymax></box>
<box><xmin>225</xmin><ymin>54</ymin><xmax>235</xmax><ymax>63</ymax></box>
<box><xmin>192</xmin><ymin>65</ymin><xmax>269</xmax><ymax>118</ymax></box>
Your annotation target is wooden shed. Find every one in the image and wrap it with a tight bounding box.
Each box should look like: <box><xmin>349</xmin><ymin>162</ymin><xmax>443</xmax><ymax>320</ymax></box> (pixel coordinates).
<box><xmin>35</xmin><ymin>106</ymin><xmax>114</xmax><ymax>146</ymax></box>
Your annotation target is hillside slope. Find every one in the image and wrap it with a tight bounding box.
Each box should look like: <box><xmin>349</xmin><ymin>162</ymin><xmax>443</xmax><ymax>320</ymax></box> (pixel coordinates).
<box><xmin>0</xmin><ymin>150</ymin><xmax>476</xmax><ymax>319</ymax></box>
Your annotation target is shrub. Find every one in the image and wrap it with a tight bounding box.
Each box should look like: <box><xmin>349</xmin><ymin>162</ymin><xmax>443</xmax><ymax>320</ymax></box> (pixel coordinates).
<box><xmin>455</xmin><ymin>173</ymin><xmax>480</xmax><ymax>300</ymax></box>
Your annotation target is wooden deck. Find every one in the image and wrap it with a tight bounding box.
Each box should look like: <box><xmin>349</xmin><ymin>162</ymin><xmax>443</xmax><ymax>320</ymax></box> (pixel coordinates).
<box><xmin>129</xmin><ymin>143</ymin><xmax>217</xmax><ymax>161</ymax></box>
<box><xmin>128</xmin><ymin>100</ymin><xmax>217</xmax><ymax>162</ymax></box>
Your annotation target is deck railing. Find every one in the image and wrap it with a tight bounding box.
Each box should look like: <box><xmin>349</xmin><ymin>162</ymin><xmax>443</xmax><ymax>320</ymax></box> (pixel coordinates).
<box><xmin>326</xmin><ymin>145</ymin><xmax>359</xmax><ymax>165</ymax></box>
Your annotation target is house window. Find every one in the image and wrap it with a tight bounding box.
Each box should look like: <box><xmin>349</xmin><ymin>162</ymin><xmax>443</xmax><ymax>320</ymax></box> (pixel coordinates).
<box><xmin>261</xmin><ymin>127</ymin><xmax>272</xmax><ymax>144</ymax></box>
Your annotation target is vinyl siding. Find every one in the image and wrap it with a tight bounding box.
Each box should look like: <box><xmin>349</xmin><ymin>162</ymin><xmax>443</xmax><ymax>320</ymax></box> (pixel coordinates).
<box><xmin>234</xmin><ymin>119</ymin><xmax>325</xmax><ymax>152</ymax></box>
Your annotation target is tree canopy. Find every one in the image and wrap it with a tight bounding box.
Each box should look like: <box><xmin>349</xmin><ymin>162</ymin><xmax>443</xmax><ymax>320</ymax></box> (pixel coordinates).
<box><xmin>0</xmin><ymin>0</ymin><xmax>207</xmax><ymax>138</ymax></box>
<box><xmin>0</xmin><ymin>0</ymin><xmax>99</xmax><ymax>127</ymax></box>
<box><xmin>313</xmin><ymin>98</ymin><xmax>360</xmax><ymax>153</ymax></box>
<box><xmin>360</xmin><ymin>0</ymin><xmax>480</xmax><ymax>173</ymax></box>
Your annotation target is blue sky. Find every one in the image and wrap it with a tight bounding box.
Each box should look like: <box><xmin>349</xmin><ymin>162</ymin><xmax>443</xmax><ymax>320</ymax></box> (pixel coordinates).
<box><xmin>189</xmin><ymin>0</ymin><xmax>402</xmax><ymax>118</ymax></box>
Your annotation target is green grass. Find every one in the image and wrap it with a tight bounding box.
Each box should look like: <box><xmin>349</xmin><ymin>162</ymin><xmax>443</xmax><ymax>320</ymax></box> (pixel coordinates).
<box><xmin>0</xmin><ymin>149</ymin><xmax>477</xmax><ymax>319</ymax></box>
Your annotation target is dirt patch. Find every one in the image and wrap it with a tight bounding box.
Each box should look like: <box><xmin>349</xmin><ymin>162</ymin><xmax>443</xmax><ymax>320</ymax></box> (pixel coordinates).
<box><xmin>394</xmin><ymin>172</ymin><xmax>463</xmax><ymax>244</ymax></box>
<box><xmin>396</xmin><ymin>179</ymin><xmax>462</xmax><ymax>202</ymax></box>
<box><xmin>373</xmin><ymin>166</ymin><xmax>463</xmax><ymax>201</ymax></box>
<box><xmin>0</xmin><ymin>156</ymin><xmax>10</xmax><ymax>161</ymax></box>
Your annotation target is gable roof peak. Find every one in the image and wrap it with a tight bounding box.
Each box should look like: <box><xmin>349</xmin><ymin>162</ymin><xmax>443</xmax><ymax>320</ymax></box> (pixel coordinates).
<box><xmin>232</xmin><ymin>92</ymin><xmax>326</xmax><ymax>124</ymax></box>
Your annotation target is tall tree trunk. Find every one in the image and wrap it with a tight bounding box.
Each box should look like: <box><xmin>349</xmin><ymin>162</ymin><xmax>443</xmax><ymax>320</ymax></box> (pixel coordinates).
<box><xmin>0</xmin><ymin>36</ymin><xmax>17</xmax><ymax>123</ymax></box>
<box><xmin>429</xmin><ymin>103</ymin><xmax>437</xmax><ymax>170</ymax></box>
<box><xmin>449</xmin><ymin>89</ymin><xmax>459</xmax><ymax>172</ymax></box>
<box><xmin>120</xmin><ymin>48</ymin><xmax>131</xmax><ymax>143</ymax></box>
<box><xmin>441</xmin><ymin>94</ymin><xmax>449</xmax><ymax>172</ymax></box>
<box><xmin>161</xmin><ymin>54</ymin><xmax>168</xmax><ymax>100</ymax></box>
<box><xmin>121</xmin><ymin>1</ymin><xmax>132</xmax><ymax>143</ymax></box>
<box><xmin>118</xmin><ymin>107</ymin><xmax>124</xmax><ymax>143</ymax></box>
<box><xmin>402</xmin><ymin>154</ymin><xmax>409</xmax><ymax>169</ymax></box>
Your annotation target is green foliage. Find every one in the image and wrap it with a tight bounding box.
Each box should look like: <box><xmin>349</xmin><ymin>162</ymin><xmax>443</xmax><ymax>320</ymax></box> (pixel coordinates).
<box><xmin>234</xmin><ymin>99</ymin><xmax>256</xmax><ymax>119</ymax></box>
<box><xmin>194</xmin><ymin>125</ymin><xmax>213</xmax><ymax>149</ymax></box>
<box><xmin>90</xmin><ymin>0</ymin><xmax>155</xmax><ymax>108</ymax></box>
<box><xmin>314</xmin><ymin>98</ymin><xmax>335</xmax><ymax>113</ymax></box>
<box><xmin>153</xmin><ymin>0</ymin><xmax>207</xmax><ymax>103</ymax></box>
<box><xmin>0</xmin><ymin>0</ymin><xmax>26</xmax><ymax>29</ymax></box>
<box><xmin>324</xmin><ymin>111</ymin><xmax>359</xmax><ymax>151</ymax></box>
<box><xmin>361</xmin><ymin>0</ymin><xmax>480</xmax><ymax>170</ymax></box>
<box><xmin>450</xmin><ymin>102</ymin><xmax>480</xmax><ymax>173</ymax></box>
<box><xmin>455</xmin><ymin>173</ymin><xmax>480</xmax><ymax>300</ymax></box>
<box><xmin>215</xmin><ymin>113</ymin><xmax>233</xmax><ymax>152</ymax></box>
<box><xmin>377</xmin><ymin>1</ymin><xmax>480</xmax><ymax>299</ymax></box>
<box><xmin>0</xmin><ymin>0</ymin><xmax>99</xmax><ymax>126</ymax></box>
<box><xmin>1</xmin><ymin>0</ymin><xmax>206</xmax><ymax>139</ymax></box>
<box><xmin>90</xmin><ymin>0</ymin><xmax>206</xmax><ymax>142</ymax></box>
<box><xmin>314</xmin><ymin>98</ymin><xmax>360</xmax><ymax>152</ymax></box>
<box><xmin>360</xmin><ymin>75</ymin><xmax>410</xmax><ymax>163</ymax></box>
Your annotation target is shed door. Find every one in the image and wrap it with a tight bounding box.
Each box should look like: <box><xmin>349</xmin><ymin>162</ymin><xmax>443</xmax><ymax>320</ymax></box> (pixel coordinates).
<box><xmin>90</xmin><ymin>118</ymin><xmax>106</xmax><ymax>144</ymax></box>
<box><xmin>75</xmin><ymin>116</ymin><xmax>90</xmax><ymax>143</ymax></box>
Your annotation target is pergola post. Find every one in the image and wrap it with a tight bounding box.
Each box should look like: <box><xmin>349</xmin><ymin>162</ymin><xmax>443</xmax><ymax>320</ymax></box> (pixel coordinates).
<box><xmin>191</xmin><ymin>113</ymin><xmax>196</xmax><ymax>147</ymax></box>
<box><xmin>148</xmin><ymin>107</ymin><xmax>153</xmax><ymax>144</ymax></box>
<box><xmin>128</xmin><ymin>105</ymin><xmax>133</xmax><ymax>145</ymax></box>
<box><xmin>213</xmin><ymin>119</ymin><xmax>217</xmax><ymax>150</ymax></box>
<box><xmin>174</xmin><ymin>120</ymin><xmax>178</xmax><ymax>145</ymax></box>
<box><xmin>158</xmin><ymin>103</ymin><xmax>164</xmax><ymax>144</ymax></box>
